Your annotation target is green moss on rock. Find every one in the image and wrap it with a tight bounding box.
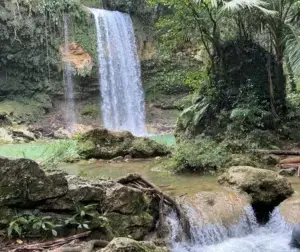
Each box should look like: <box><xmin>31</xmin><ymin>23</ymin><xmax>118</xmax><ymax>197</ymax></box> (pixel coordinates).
<box><xmin>105</xmin><ymin>213</ymin><xmax>154</xmax><ymax>240</ymax></box>
<box><xmin>76</xmin><ymin>129</ymin><xmax>170</xmax><ymax>159</ymax></box>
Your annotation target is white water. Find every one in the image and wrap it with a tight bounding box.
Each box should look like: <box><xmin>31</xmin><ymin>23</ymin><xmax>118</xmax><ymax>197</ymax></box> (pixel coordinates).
<box><xmin>168</xmin><ymin>207</ymin><xmax>298</xmax><ymax>252</ymax></box>
<box><xmin>63</xmin><ymin>15</ymin><xmax>77</xmax><ymax>131</ymax></box>
<box><xmin>90</xmin><ymin>8</ymin><xmax>146</xmax><ymax>136</ymax></box>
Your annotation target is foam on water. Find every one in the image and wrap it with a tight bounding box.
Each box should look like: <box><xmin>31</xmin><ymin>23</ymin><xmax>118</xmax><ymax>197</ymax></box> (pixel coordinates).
<box><xmin>169</xmin><ymin>207</ymin><xmax>297</xmax><ymax>252</ymax></box>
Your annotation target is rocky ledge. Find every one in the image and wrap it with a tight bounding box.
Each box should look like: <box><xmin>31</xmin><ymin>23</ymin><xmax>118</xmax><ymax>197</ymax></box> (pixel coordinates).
<box><xmin>0</xmin><ymin>157</ymin><xmax>170</xmax><ymax>251</ymax></box>
<box><xmin>218</xmin><ymin>166</ymin><xmax>294</xmax><ymax>223</ymax></box>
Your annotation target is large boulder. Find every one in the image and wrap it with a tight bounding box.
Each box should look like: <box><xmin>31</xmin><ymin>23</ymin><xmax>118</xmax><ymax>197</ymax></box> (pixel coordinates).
<box><xmin>218</xmin><ymin>166</ymin><xmax>293</xmax><ymax>205</ymax></box>
<box><xmin>182</xmin><ymin>192</ymin><xmax>251</xmax><ymax>229</ymax></box>
<box><xmin>0</xmin><ymin>157</ymin><xmax>68</xmax><ymax>206</ymax></box>
<box><xmin>76</xmin><ymin>129</ymin><xmax>170</xmax><ymax>159</ymax></box>
<box><xmin>218</xmin><ymin>166</ymin><xmax>293</xmax><ymax>222</ymax></box>
<box><xmin>99</xmin><ymin>237</ymin><xmax>169</xmax><ymax>252</ymax></box>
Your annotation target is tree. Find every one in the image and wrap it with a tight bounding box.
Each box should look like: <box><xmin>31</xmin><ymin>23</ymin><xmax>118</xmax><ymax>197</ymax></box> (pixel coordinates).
<box><xmin>150</xmin><ymin>0</ymin><xmax>300</xmax><ymax>113</ymax></box>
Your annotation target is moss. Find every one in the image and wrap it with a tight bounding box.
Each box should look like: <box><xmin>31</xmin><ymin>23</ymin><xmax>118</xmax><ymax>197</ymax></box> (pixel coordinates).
<box><xmin>80</xmin><ymin>104</ymin><xmax>100</xmax><ymax>119</ymax></box>
<box><xmin>76</xmin><ymin>129</ymin><xmax>169</xmax><ymax>159</ymax></box>
<box><xmin>0</xmin><ymin>97</ymin><xmax>52</xmax><ymax>124</ymax></box>
<box><xmin>0</xmin><ymin>207</ymin><xmax>14</xmax><ymax>228</ymax></box>
<box><xmin>106</xmin><ymin>212</ymin><xmax>153</xmax><ymax>240</ymax></box>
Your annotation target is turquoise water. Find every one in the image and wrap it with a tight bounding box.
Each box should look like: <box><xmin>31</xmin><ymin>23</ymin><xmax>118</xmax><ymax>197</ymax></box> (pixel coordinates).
<box><xmin>0</xmin><ymin>135</ymin><xmax>176</xmax><ymax>161</ymax></box>
<box><xmin>0</xmin><ymin>140</ymin><xmax>77</xmax><ymax>162</ymax></box>
<box><xmin>149</xmin><ymin>134</ymin><xmax>176</xmax><ymax>146</ymax></box>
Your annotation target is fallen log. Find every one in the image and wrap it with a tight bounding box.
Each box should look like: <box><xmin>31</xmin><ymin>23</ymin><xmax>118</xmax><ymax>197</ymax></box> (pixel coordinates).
<box><xmin>280</xmin><ymin>157</ymin><xmax>300</xmax><ymax>164</ymax></box>
<box><xmin>117</xmin><ymin>174</ymin><xmax>192</xmax><ymax>242</ymax></box>
<box><xmin>251</xmin><ymin>149</ymin><xmax>300</xmax><ymax>156</ymax></box>
<box><xmin>280</xmin><ymin>163</ymin><xmax>300</xmax><ymax>169</ymax></box>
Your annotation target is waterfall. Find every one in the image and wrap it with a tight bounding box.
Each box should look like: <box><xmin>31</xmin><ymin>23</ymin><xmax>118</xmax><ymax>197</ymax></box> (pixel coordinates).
<box><xmin>168</xmin><ymin>206</ymin><xmax>295</xmax><ymax>252</ymax></box>
<box><xmin>90</xmin><ymin>8</ymin><xmax>146</xmax><ymax>136</ymax></box>
<box><xmin>63</xmin><ymin>15</ymin><xmax>77</xmax><ymax>131</ymax></box>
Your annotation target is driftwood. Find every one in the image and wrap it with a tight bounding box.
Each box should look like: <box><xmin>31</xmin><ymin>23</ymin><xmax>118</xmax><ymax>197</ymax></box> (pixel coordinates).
<box><xmin>251</xmin><ymin>149</ymin><xmax>300</xmax><ymax>156</ymax></box>
<box><xmin>117</xmin><ymin>174</ymin><xmax>192</xmax><ymax>241</ymax></box>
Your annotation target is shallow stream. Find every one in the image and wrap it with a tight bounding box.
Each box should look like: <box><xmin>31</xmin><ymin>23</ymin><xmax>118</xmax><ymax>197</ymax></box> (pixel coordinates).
<box><xmin>1</xmin><ymin>143</ymin><xmax>300</xmax><ymax>251</ymax></box>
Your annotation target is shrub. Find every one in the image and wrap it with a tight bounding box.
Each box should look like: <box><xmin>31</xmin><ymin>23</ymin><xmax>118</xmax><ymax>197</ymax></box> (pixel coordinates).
<box><xmin>171</xmin><ymin>138</ymin><xmax>230</xmax><ymax>173</ymax></box>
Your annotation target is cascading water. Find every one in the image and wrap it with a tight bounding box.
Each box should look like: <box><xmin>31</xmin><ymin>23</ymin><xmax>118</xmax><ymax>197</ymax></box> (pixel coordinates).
<box><xmin>63</xmin><ymin>15</ymin><xmax>77</xmax><ymax>131</ymax></box>
<box><xmin>168</xmin><ymin>207</ymin><xmax>296</xmax><ymax>252</ymax></box>
<box><xmin>90</xmin><ymin>8</ymin><xmax>146</xmax><ymax>136</ymax></box>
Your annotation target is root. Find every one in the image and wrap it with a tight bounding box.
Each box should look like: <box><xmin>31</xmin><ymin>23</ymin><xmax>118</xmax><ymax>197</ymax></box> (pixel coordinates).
<box><xmin>117</xmin><ymin>174</ymin><xmax>192</xmax><ymax>241</ymax></box>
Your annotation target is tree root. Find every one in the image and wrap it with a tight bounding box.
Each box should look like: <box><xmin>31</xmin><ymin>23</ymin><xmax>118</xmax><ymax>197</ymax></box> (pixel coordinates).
<box><xmin>117</xmin><ymin>174</ymin><xmax>192</xmax><ymax>241</ymax></box>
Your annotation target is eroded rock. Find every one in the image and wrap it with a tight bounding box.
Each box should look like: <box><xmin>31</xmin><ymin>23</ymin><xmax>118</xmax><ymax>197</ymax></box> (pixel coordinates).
<box><xmin>279</xmin><ymin>194</ymin><xmax>300</xmax><ymax>225</ymax></box>
<box><xmin>218</xmin><ymin>166</ymin><xmax>293</xmax><ymax>204</ymax></box>
<box><xmin>218</xmin><ymin>166</ymin><xmax>294</xmax><ymax>222</ymax></box>
<box><xmin>182</xmin><ymin>192</ymin><xmax>250</xmax><ymax>228</ymax></box>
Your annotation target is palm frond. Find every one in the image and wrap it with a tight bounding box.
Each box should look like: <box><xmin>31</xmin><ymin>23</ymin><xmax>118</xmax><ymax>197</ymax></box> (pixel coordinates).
<box><xmin>285</xmin><ymin>25</ymin><xmax>300</xmax><ymax>75</ymax></box>
<box><xmin>221</xmin><ymin>0</ymin><xmax>277</xmax><ymax>16</ymax></box>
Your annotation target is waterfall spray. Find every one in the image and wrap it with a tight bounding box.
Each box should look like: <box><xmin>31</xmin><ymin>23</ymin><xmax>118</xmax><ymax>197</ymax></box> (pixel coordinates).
<box><xmin>63</xmin><ymin>14</ymin><xmax>77</xmax><ymax>131</ymax></box>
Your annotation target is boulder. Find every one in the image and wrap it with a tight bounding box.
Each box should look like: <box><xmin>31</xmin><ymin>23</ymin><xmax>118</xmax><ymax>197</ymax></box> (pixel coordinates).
<box><xmin>279</xmin><ymin>168</ymin><xmax>297</xmax><ymax>177</ymax></box>
<box><xmin>99</xmin><ymin>237</ymin><xmax>169</xmax><ymax>252</ymax></box>
<box><xmin>12</xmin><ymin>128</ymin><xmax>35</xmax><ymax>142</ymax></box>
<box><xmin>218</xmin><ymin>166</ymin><xmax>294</xmax><ymax>205</ymax></box>
<box><xmin>0</xmin><ymin>157</ymin><xmax>68</xmax><ymax>206</ymax></box>
<box><xmin>0</xmin><ymin>127</ymin><xmax>13</xmax><ymax>144</ymax></box>
<box><xmin>262</xmin><ymin>154</ymin><xmax>281</xmax><ymax>166</ymax></box>
<box><xmin>182</xmin><ymin>192</ymin><xmax>250</xmax><ymax>228</ymax></box>
<box><xmin>106</xmin><ymin>212</ymin><xmax>153</xmax><ymax>240</ymax></box>
<box><xmin>104</xmin><ymin>183</ymin><xmax>150</xmax><ymax>214</ymax></box>
<box><xmin>76</xmin><ymin>129</ymin><xmax>169</xmax><ymax>159</ymax></box>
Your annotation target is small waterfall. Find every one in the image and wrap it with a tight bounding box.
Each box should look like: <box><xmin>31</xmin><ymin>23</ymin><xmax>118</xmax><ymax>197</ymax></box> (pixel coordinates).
<box><xmin>63</xmin><ymin>15</ymin><xmax>77</xmax><ymax>131</ymax></box>
<box><xmin>90</xmin><ymin>8</ymin><xmax>146</xmax><ymax>136</ymax></box>
<box><xmin>168</xmin><ymin>206</ymin><xmax>295</xmax><ymax>252</ymax></box>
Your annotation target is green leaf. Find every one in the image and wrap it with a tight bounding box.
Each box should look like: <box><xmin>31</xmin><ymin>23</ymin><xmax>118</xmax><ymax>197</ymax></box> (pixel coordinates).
<box><xmin>51</xmin><ymin>229</ymin><xmax>58</xmax><ymax>237</ymax></box>
<box><xmin>80</xmin><ymin>210</ymin><xmax>85</xmax><ymax>217</ymax></box>
<box><xmin>82</xmin><ymin>224</ymin><xmax>89</xmax><ymax>230</ymax></box>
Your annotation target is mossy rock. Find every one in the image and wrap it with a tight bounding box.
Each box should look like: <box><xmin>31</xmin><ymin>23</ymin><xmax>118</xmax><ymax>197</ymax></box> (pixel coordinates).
<box><xmin>76</xmin><ymin>129</ymin><xmax>170</xmax><ymax>159</ymax></box>
<box><xmin>0</xmin><ymin>157</ymin><xmax>68</xmax><ymax>207</ymax></box>
<box><xmin>106</xmin><ymin>212</ymin><xmax>153</xmax><ymax>240</ymax></box>
<box><xmin>100</xmin><ymin>238</ymin><xmax>169</xmax><ymax>252</ymax></box>
<box><xmin>0</xmin><ymin>206</ymin><xmax>14</xmax><ymax>228</ymax></box>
